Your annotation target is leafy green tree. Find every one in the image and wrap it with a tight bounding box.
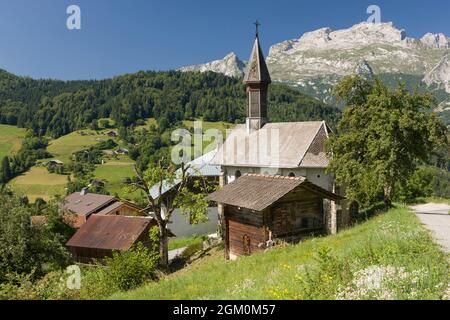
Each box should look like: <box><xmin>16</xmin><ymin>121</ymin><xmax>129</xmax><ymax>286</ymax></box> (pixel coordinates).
<box><xmin>125</xmin><ymin>160</ymin><xmax>209</xmax><ymax>269</ymax></box>
<box><xmin>0</xmin><ymin>192</ymin><xmax>71</xmax><ymax>281</ymax></box>
<box><xmin>327</xmin><ymin>76</ymin><xmax>448</xmax><ymax>207</ymax></box>
<box><xmin>0</xmin><ymin>157</ymin><xmax>11</xmax><ymax>183</ymax></box>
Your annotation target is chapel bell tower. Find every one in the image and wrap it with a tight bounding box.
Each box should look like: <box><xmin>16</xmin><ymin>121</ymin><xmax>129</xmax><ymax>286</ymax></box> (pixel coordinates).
<box><xmin>244</xmin><ymin>21</ymin><xmax>272</xmax><ymax>133</ymax></box>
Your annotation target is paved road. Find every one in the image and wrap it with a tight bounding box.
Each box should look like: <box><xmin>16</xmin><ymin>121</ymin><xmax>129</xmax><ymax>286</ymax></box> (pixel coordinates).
<box><xmin>168</xmin><ymin>247</ymin><xmax>187</xmax><ymax>261</ymax></box>
<box><xmin>410</xmin><ymin>203</ymin><xmax>450</xmax><ymax>253</ymax></box>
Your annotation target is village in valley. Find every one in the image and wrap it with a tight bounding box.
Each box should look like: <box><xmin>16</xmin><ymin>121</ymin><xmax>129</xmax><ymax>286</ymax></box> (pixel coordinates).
<box><xmin>0</xmin><ymin>1</ymin><xmax>449</xmax><ymax>302</ymax></box>
<box><xmin>56</xmin><ymin>29</ymin><xmax>348</xmax><ymax>265</ymax></box>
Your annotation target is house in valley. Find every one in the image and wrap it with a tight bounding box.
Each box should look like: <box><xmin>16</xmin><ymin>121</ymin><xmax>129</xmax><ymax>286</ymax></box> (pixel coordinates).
<box><xmin>209</xmin><ymin>25</ymin><xmax>348</xmax><ymax>259</ymax></box>
<box><xmin>66</xmin><ymin>215</ymin><xmax>155</xmax><ymax>263</ymax></box>
<box><xmin>114</xmin><ymin>148</ymin><xmax>129</xmax><ymax>155</ymax></box>
<box><xmin>48</xmin><ymin>159</ymin><xmax>64</xmax><ymax>167</ymax></box>
<box><xmin>62</xmin><ymin>188</ymin><xmax>142</xmax><ymax>228</ymax></box>
<box><xmin>106</xmin><ymin>131</ymin><xmax>118</xmax><ymax>137</ymax></box>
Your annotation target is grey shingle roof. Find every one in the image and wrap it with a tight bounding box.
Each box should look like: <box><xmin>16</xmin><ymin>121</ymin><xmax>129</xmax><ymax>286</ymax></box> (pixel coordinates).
<box><xmin>62</xmin><ymin>192</ymin><xmax>116</xmax><ymax>216</ymax></box>
<box><xmin>208</xmin><ymin>174</ymin><xmax>343</xmax><ymax>212</ymax></box>
<box><xmin>211</xmin><ymin>121</ymin><xmax>330</xmax><ymax>168</ymax></box>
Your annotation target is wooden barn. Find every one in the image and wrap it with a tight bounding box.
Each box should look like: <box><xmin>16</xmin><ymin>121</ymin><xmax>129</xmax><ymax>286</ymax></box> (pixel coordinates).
<box><xmin>61</xmin><ymin>188</ymin><xmax>143</xmax><ymax>228</ymax></box>
<box><xmin>208</xmin><ymin>174</ymin><xmax>344</xmax><ymax>259</ymax></box>
<box><xmin>66</xmin><ymin>215</ymin><xmax>155</xmax><ymax>264</ymax></box>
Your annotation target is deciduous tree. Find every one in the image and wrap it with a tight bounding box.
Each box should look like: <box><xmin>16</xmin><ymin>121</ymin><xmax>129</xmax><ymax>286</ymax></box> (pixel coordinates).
<box><xmin>327</xmin><ymin>76</ymin><xmax>448</xmax><ymax>207</ymax></box>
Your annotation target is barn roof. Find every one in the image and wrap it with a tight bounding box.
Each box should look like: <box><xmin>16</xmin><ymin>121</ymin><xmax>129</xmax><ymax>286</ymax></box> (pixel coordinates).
<box><xmin>211</xmin><ymin>121</ymin><xmax>330</xmax><ymax>168</ymax></box>
<box><xmin>66</xmin><ymin>215</ymin><xmax>153</xmax><ymax>251</ymax></box>
<box><xmin>208</xmin><ymin>174</ymin><xmax>343</xmax><ymax>212</ymax></box>
<box><xmin>62</xmin><ymin>192</ymin><xmax>116</xmax><ymax>216</ymax></box>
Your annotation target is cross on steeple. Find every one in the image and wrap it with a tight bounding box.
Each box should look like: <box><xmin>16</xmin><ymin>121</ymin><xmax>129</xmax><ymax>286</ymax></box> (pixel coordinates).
<box><xmin>254</xmin><ymin>20</ymin><xmax>260</xmax><ymax>38</ymax></box>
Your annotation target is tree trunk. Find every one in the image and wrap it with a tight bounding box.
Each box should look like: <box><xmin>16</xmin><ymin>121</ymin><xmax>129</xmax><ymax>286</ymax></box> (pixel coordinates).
<box><xmin>349</xmin><ymin>200</ymin><xmax>359</xmax><ymax>224</ymax></box>
<box><xmin>383</xmin><ymin>185</ymin><xmax>394</xmax><ymax>207</ymax></box>
<box><xmin>158</xmin><ymin>221</ymin><xmax>169</xmax><ymax>270</ymax></box>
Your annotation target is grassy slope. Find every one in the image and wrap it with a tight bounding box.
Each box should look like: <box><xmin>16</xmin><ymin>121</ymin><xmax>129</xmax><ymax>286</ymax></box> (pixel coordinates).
<box><xmin>9</xmin><ymin>166</ymin><xmax>68</xmax><ymax>201</ymax></box>
<box><xmin>47</xmin><ymin>130</ymin><xmax>111</xmax><ymax>163</ymax></box>
<box><xmin>169</xmin><ymin>235</ymin><xmax>205</xmax><ymax>251</ymax></box>
<box><xmin>0</xmin><ymin>124</ymin><xmax>26</xmax><ymax>159</ymax></box>
<box><xmin>7</xmin><ymin>120</ymin><xmax>233</xmax><ymax>202</ymax></box>
<box><xmin>93</xmin><ymin>155</ymin><xmax>136</xmax><ymax>198</ymax></box>
<box><xmin>111</xmin><ymin>205</ymin><xmax>448</xmax><ymax>300</ymax></box>
<box><xmin>8</xmin><ymin>130</ymin><xmax>112</xmax><ymax>201</ymax></box>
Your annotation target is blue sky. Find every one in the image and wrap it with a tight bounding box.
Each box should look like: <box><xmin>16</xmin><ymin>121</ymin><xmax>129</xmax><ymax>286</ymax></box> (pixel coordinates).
<box><xmin>0</xmin><ymin>0</ymin><xmax>449</xmax><ymax>80</ymax></box>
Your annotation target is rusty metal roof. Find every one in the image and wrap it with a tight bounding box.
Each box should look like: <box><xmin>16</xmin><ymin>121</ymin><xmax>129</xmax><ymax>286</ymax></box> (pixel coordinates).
<box><xmin>208</xmin><ymin>174</ymin><xmax>343</xmax><ymax>211</ymax></box>
<box><xmin>66</xmin><ymin>215</ymin><xmax>153</xmax><ymax>251</ymax></box>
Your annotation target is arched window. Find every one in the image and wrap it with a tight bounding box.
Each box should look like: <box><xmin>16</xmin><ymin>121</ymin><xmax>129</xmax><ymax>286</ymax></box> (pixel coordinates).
<box><xmin>235</xmin><ymin>170</ymin><xmax>242</xmax><ymax>179</ymax></box>
<box><xmin>288</xmin><ymin>172</ymin><xmax>296</xmax><ymax>177</ymax></box>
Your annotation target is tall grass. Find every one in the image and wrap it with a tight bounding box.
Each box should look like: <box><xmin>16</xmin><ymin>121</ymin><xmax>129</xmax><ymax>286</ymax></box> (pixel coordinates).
<box><xmin>112</xmin><ymin>205</ymin><xmax>448</xmax><ymax>300</ymax></box>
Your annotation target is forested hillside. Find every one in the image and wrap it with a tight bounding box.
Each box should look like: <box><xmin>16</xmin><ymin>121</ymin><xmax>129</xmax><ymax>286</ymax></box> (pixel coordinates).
<box><xmin>0</xmin><ymin>69</ymin><xmax>341</xmax><ymax>138</ymax></box>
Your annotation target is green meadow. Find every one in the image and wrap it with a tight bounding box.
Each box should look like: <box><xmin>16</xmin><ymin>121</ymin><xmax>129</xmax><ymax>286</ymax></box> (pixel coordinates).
<box><xmin>6</xmin><ymin>120</ymin><xmax>235</xmax><ymax>202</ymax></box>
<box><xmin>111</xmin><ymin>205</ymin><xmax>449</xmax><ymax>300</ymax></box>
<box><xmin>47</xmin><ymin>130</ymin><xmax>111</xmax><ymax>163</ymax></box>
<box><xmin>93</xmin><ymin>155</ymin><xmax>136</xmax><ymax>198</ymax></box>
<box><xmin>9</xmin><ymin>166</ymin><xmax>68</xmax><ymax>201</ymax></box>
<box><xmin>0</xmin><ymin>124</ymin><xmax>27</xmax><ymax>159</ymax></box>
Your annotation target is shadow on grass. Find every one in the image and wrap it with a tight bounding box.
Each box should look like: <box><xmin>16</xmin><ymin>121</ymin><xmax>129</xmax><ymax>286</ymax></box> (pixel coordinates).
<box><xmin>169</xmin><ymin>243</ymin><xmax>219</xmax><ymax>273</ymax></box>
<box><xmin>355</xmin><ymin>202</ymin><xmax>390</xmax><ymax>224</ymax></box>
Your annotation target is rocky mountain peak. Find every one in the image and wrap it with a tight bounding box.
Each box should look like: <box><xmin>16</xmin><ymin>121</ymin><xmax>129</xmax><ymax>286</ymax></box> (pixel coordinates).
<box><xmin>421</xmin><ymin>33</ymin><xmax>450</xmax><ymax>49</ymax></box>
<box><xmin>355</xmin><ymin>60</ymin><xmax>374</xmax><ymax>79</ymax></box>
<box><xmin>179</xmin><ymin>52</ymin><xmax>245</xmax><ymax>78</ymax></box>
<box><xmin>180</xmin><ymin>21</ymin><xmax>450</xmax><ymax>104</ymax></box>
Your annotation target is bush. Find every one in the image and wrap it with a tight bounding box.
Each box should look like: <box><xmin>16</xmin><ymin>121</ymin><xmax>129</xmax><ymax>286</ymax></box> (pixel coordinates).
<box><xmin>396</xmin><ymin>166</ymin><xmax>450</xmax><ymax>202</ymax></box>
<box><xmin>103</xmin><ymin>243</ymin><xmax>159</xmax><ymax>292</ymax></box>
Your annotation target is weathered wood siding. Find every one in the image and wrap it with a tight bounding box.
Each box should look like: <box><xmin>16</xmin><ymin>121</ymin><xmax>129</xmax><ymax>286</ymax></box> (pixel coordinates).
<box><xmin>106</xmin><ymin>204</ymin><xmax>142</xmax><ymax>217</ymax></box>
<box><xmin>269</xmin><ymin>188</ymin><xmax>324</xmax><ymax>237</ymax></box>
<box><xmin>68</xmin><ymin>224</ymin><xmax>153</xmax><ymax>264</ymax></box>
<box><xmin>225</xmin><ymin>206</ymin><xmax>267</xmax><ymax>257</ymax></box>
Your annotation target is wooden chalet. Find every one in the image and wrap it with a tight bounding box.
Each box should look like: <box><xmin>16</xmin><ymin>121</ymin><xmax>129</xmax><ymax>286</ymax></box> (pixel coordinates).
<box><xmin>66</xmin><ymin>215</ymin><xmax>155</xmax><ymax>263</ymax></box>
<box><xmin>61</xmin><ymin>188</ymin><xmax>143</xmax><ymax>228</ymax></box>
<box><xmin>208</xmin><ymin>174</ymin><xmax>344</xmax><ymax>259</ymax></box>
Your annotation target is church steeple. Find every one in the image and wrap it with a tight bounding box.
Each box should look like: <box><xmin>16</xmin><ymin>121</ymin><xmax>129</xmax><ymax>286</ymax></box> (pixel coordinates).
<box><xmin>244</xmin><ymin>21</ymin><xmax>271</xmax><ymax>133</ymax></box>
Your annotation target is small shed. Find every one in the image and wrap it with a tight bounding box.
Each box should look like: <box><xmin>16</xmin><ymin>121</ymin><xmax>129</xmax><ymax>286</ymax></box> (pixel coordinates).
<box><xmin>106</xmin><ymin>131</ymin><xmax>118</xmax><ymax>137</ymax></box>
<box><xmin>89</xmin><ymin>179</ymin><xmax>105</xmax><ymax>188</ymax></box>
<box><xmin>208</xmin><ymin>174</ymin><xmax>344</xmax><ymax>259</ymax></box>
<box><xmin>66</xmin><ymin>215</ymin><xmax>155</xmax><ymax>264</ymax></box>
<box><xmin>48</xmin><ymin>159</ymin><xmax>64</xmax><ymax>167</ymax></box>
<box><xmin>114</xmin><ymin>148</ymin><xmax>129</xmax><ymax>155</ymax></box>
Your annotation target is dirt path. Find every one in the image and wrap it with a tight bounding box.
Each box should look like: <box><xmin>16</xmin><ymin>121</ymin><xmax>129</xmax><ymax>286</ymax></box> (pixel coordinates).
<box><xmin>410</xmin><ymin>203</ymin><xmax>450</xmax><ymax>253</ymax></box>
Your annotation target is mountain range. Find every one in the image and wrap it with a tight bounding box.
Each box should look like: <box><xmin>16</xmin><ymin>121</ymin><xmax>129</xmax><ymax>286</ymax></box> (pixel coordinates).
<box><xmin>180</xmin><ymin>22</ymin><xmax>450</xmax><ymax>118</ymax></box>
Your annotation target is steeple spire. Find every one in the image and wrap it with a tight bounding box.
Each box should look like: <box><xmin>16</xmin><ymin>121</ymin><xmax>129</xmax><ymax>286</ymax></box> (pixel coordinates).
<box><xmin>254</xmin><ymin>20</ymin><xmax>260</xmax><ymax>38</ymax></box>
<box><xmin>244</xmin><ymin>21</ymin><xmax>271</xmax><ymax>133</ymax></box>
